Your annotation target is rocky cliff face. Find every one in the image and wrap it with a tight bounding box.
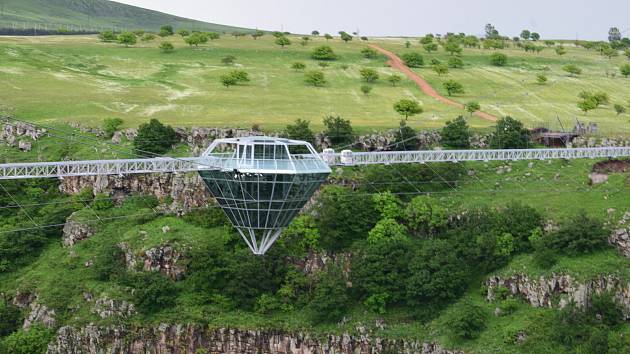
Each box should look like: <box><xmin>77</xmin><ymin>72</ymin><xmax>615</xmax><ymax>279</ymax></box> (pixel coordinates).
<box><xmin>62</xmin><ymin>211</ymin><xmax>95</xmax><ymax>247</ymax></box>
<box><xmin>486</xmin><ymin>273</ymin><xmax>630</xmax><ymax>319</ymax></box>
<box><xmin>0</xmin><ymin>118</ymin><xmax>46</xmax><ymax>150</ymax></box>
<box><xmin>119</xmin><ymin>242</ymin><xmax>189</xmax><ymax>281</ymax></box>
<box><xmin>46</xmin><ymin>324</ymin><xmax>463</xmax><ymax>354</ymax></box>
<box><xmin>59</xmin><ymin>172</ymin><xmax>210</xmax><ymax>212</ymax></box>
<box><xmin>609</xmin><ymin>211</ymin><xmax>630</xmax><ymax>257</ymax></box>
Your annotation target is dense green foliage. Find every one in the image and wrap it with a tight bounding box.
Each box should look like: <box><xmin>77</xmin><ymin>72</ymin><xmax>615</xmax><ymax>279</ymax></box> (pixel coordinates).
<box><xmin>441</xmin><ymin>116</ymin><xmax>471</xmax><ymax>149</ymax></box>
<box><xmin>489</xmin><ymin>116</ymin><xmax>531</xmax><ymax>149</ymax></box>
<box><xmin>133</xmin><ymin>119</ymin><xmax>178</xmax><ymax>155</ymax></box>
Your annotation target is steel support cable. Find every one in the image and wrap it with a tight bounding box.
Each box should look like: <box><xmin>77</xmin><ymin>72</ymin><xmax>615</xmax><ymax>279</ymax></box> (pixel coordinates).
<box><xmin>0</xmin><ymin>181</ymin><xmax>39</xmax><ymax>227</ymax></box>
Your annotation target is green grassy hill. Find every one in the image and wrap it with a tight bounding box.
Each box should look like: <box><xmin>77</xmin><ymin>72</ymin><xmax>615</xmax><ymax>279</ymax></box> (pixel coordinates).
<box><xmin>0</xmin><ymin>0</ymin><xmax>251</xmax><ymax>32</ymax></box>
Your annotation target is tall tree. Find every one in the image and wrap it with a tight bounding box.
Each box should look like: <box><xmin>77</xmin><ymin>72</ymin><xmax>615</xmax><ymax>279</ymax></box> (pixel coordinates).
<box><xmin>393</xmin><ymin>99</ymin><xmax>423</xmax><ymax>119</ymax></box>
<box><xmin>441</xmin><ymin>116</ymin><xmax>471</xmax><ymax>149</ymax></box>
<box><xmin>275</xmin><ymin>36</ymin><xmax>291</xmax><ymax>48</ymax></box>
<box><xmin>489</xmin><ymin>116</ymin><xmax>530</xmax><ymax>149</ymax></box>
<box><xmin>282</xmin><ymin>118</ymin><xmax>315</xmax><ymax>144</ymax></box>
<box><xmin>520</xmin><ymin>30</ymin><xmax>531</xmax><ymax>40</ymax></box>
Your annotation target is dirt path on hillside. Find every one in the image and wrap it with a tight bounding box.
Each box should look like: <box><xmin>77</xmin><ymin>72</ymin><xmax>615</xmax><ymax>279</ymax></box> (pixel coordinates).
<box><xmin>369</xmin><ymin>44</ymin><xmax>498</xmax><ymax>122</ymax></box>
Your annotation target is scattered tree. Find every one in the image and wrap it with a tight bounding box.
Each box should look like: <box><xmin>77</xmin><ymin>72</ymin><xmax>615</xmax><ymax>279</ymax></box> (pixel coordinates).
<box><xmin>577</xmin><ymin>98</ymin><xmax>598</xmax><ymax>114</ymax></box>
<box><xmin>251</xmin><ymin>30</ymin><xmax>264</xmax><ymax>40</ymax></box>
<box><xmin>159</xmin><ymin>25</ymin><xmax>174</xmax><ymax>37</ymax></box>
<box><xmin>620</xmin><ymin>63</ymin><xmax>630</xmax><ymax>78</ymax></box>
<box><xmin>405</xmin><ymin>40</ymin><xmax>411</xmax><ymax>48</ymax></box>
<box><xmin>311</xmin><ymin>30</ymin><xmax>320</xmax><ymax>36</ymax></box>
<box><xmin>433</xmin><ymin>63</ymin><xmax>449</xmax><ymax>76</ymax></box>
<box><xmin>563</xmin><ymin>64</ymin><xmax>582</xmax><ymax>76</ymax></box>
<box><xmin>393</xmin><ymin>99</ymin><xmax>423</xmax><ymax>120</ymax></box>
<box><xmin>359</xmin><ymin>68</ymin><xmax>379</xmax><ymax>82</ymax></box>
<box><xmin>300</xmin><ymin>36</ymin><xmax>310</xmax><ymax>46</ymax></box>
<box><xmin>392</xmin><ymin>119</ymin><xmax>418</xmax><ymax>150</ymax></box>
<box><xmin>443</xmin><ymin>80</ymin><xmax>464</xmax><ymax>96</ymax></box>
<box><xmin>443</xmin><ymin>301</ymin><xmax>487</xmax><ymax>340</ymax></box>
<box><xmin>304</xmin><ymin>70</ymin><xmax>326</xmax><ymax>86</ymax></box>
<box><xmin>177</xmin><ymin>29</ymin><xmax>189</xmax><ymax>37</ymax></box>
<box><xmin>423</xmin><ymin>42</ymin><xmax>438</xmax><ymax>53</ymax></box>
<box><xmin>282</xmin><ymin>118</ymin><xmax>315</xmax><ymax>144</ymax></box>
<box><xmin>275</xmin><ymin>36</ymin><xmax>291</xmax><ymax>48</ymax></box>
<box><xmin>520</xmin><ymin>29</ymin><xmax>531</xmax><ymax>40</ymax></box>
<box><xmin>609</xmin><ymin>27</ymin><xmax>622</xmax><ymax>42</ymax></box>
<box><xmin>184</xmin><ymin>32</ymin><xmax>208</xmax><ymax>47</ymax></box>
<box><xmin>158</xmin><ymin>41</ymin><xmax>174</xmax><ymax>53</ymax></box>
<box><xmin>98</xmin><ymin>30</ymin><xmax>117</xmax><ymax>42</ymax></box>
<box><xmin>360</xmin><ymin>84</ymin><xmax>373</xmax><ymax>96</ymax></box>
<box><xmin>141</xmin><ymin>33</ymin><xmax>156</xmax><ymax>42</ymax></box>
<box><xmin>324</xmin><ymin>33</ymin><xmax>333</xmax><ymax>41</ymax></box>
<box><xmin>117</xmin><ymin>32</ymin><xmax>137</xmax><ymax>47</ymax></box>
<box><xmin>387</xmin><ymin>74</ymin><xmax>402</xmax><ymax>86</ymax></box>
<box><xmin>530</xmin><ymin>32</ymin><xmax>540</xmax><ymax>41</ymax></box>
<box><xmin>339</xmin><ymin>31</ymin><xmax>353</xmax><ymax>43</ymax></box>
<box><xmin>220</xmin><ymin>74</ymin><xmax>238</xmax><ymax>88</ymax></box>
<box><xmin>323</xmin><ymin>115</ymin><xmax>354</xmax><ymax>146</ymax></box>
<box><xmin>448</xmin><ymin>57</ymin><xmax>464</xmax><ymax>68</ymax></box>
<box><xmin>441</xmin><ymin>116</ymin><xmax>471</xmax><ymax>149</ymax></box>
<box><xmin>444</xmin><ymin>41</ymin><xmax>463</xmax><ymax>55</ymax></box>
<box><xmin>489</xmin><ymin>52</ymin><xmax>508</xmax><ymax>66</ymax></box>
<box><xmin>207</xmin><ymin>32</ymin><xmax>220</xmax><ymax>40</ymax></box>
<box><xmin>310</xmin><ymin>45</ymin><xmax>338</xmax><ymax>60</ymax></box>
<box><xmin>309</xmin><ymin>265</ymin><xmax>349</xmax><ymax>323</ymax></box>
<box><xmin>401</xmin><ymin>52</ymin><xmax>424</xmax><ymax>67</ymax></box>
<box><xmin>490</xmin><ymin>116</ymin><xmax>530</xmax><ymax>149</ymax></box>
<box><xmin>465</xmin><ymin>101</ymin><xmax>480</xmax><ymax>115</ymax></box>
<box><xmin>134</xmin><ymin>119</ymin><xmax>178</xmax><ymax>155</ymax></box>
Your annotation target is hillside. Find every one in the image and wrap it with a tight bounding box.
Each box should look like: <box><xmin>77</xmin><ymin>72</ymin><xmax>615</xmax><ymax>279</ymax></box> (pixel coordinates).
<box><xmin>0</xmin><ymin>0</ymin><xmax>251</xmax><ymax>33</ymax></box>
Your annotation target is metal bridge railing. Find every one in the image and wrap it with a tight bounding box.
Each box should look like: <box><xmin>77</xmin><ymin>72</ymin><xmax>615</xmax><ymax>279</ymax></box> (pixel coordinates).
<box><xmin>1</xmin><ymin>147</ymin><xmax>630</xmax><ymax>180</ymax></box>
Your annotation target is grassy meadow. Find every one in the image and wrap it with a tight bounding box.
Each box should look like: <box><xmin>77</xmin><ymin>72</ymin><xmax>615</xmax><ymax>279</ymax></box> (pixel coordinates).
<box><xmin>2</xmin><ymin>33</ymin><xmax>629</xmax><ymax>134</ymax></box>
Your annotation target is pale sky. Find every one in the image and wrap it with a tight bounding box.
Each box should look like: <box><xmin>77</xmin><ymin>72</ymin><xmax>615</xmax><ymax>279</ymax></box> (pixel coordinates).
<box><xmin>114</xmin><ymin>0</ymin><xmax>630</xmax><ymax>40</ymax></box>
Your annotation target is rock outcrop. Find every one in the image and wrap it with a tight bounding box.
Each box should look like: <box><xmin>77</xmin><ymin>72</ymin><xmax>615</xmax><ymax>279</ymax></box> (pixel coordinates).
<box><xmin>23</xmin><ymin>303</ymin><xmax>57</xmax><ymax>329</ymax></box>
<box><xmin>293</xmin><ymin>250</ymin><xmax>352</xmax><ymax>278</ymax></box>
<box><xmin>486</xmin><ymin>273</ymin><xmax>630</xmax><ymax>319</ymax></box>
<box><xmin>92</xmin><ymin>297</ymin><xmax>136</xmax><ymax>319</ymax></box>
<box><xmin>62</xmin><ymin>212</ymin><xmax>94</xmax><ymax>247</ymax></box>
<box><xmin>0</xmin><ymin>118</ymin><xmax>46</xmax><ymax>149</ymax></box>
<box><xmin>119</xmin><ymin>242</ymin><xmax>188</xmax><ymax>280</ymax></box>
<box><xmin>47</xmin><ymin>324</ymin><xmax>463</xmax><ymax>354</ymax></box>
<box><xmin>59</xmin><ymin>172</ymin><xmax>210</xmax><ymax>212</ymax></box>
<box><xmin>610</xmin><ymin>211</ymin><xmax>630</xmax><ymax>257</ymax></box>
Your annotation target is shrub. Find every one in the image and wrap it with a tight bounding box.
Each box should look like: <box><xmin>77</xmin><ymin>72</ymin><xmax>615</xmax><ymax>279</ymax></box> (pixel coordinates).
<box><xmin>141</xmin><ymin>33</ymin><xmax>156</xmax><ymax>42</ymax></box>
<box><xmin>0</xmin><ymin>325</ymin><xmax>53</xmax><ymax>354</ymax></box>
<box><xmin>465</xmin><ymin>101</ymin><xmax>480</xmax><ymax>115</ymax></box>
<box><xmin>536</xmin><ymin>73</ymin><xmax>548</xmax><ymax>84</ymax></box>
<box><xmin>367</xmin><ymin>218</ymin><xmax>408</xmax><ymax>244</ymax></box>
<box><xmin>406</xmin><ymin>239</ymin><xmax>468</xmax><ymax>308</ymax></box>
<box><xmin>443</xmin><ymin>300</ymin><xmax>487</xmax><ymax>340</ymax></box>
<box><xmin>102</xmin><ymin>117</ymin><xmax>123</xmax><ymax>138</ymax></box>
<box><xmin>360</xmin><ymin>84</ymin><xmax>372</xmax><ymax>96</ymax></box>
<box><xmin>448</xmin><ymin>57</ymin><xmax>464</xmax><ymax>68</ymax></box>
<box><xmin>499</xmin><ymin>298</ymin><xmax>520</xmax><ymax>316</ymax></box>
<box><xmin>123</xmin><ymin>272</ymin><xmax>178</xmax><ymax>313</ymax></box>
<box><xmin>221</xmin><ymin>55</ymin><xmax>236</xmax><ymax>65</ymax></box>
<box><xmin>392</xmin><ymin>119</ymin><xmax>418</xmax><ymax>151</ymax></box>
<box><xmin>443</xmin><ymin>80</ymin><xmax>464</xmax><ymax>96</ymax></box>
<box><xmin>309</xmin><ymin>265</ymin><xmax>349</xmax><ymax>323</ymax></box>
<box><xmin>401</xmin><ymin>52</ymin><xmax>424</xmax><ymax>67</ymax></box>
<box><xmin>310</xmin><ymin>45</ymin><xmax>337</xmax><ymax>60</ymax></box>
<box><xmin>361</xmin><ymin>47</ymin><xmax>379</xmax><ymax>59</ymax></box>
<box><xmin>304</xmin><ymin>70</ymin><xmax>326</xmax><ymax>86</ymax></box>
<box><xmin>490</xmin><ymin>52</ymin><xmax>508</xmax><ymax>66</ymax></box>
<box><xmin>291</xmin><ymin>62</ymin><xmax>306</xmax><ymax>71</ymax></box>
<box><xmin>0</xmin><ymin>301</ymin><xmax>21</xmax><ymax>337</ymax></box>
<box><xmin>281</xmin><ymin>118</ymin><xmax>315</xmax><ymax>144</ymax></box>
<box><xmin>404</xmin><ymin>196</ymin><xmax>448</xmax><ymax>237</ymax></box>
<box><xmin>117</xmin><ymin>32</ymin><xmax>137</xmax><ymax>46</ymax></box>
<box><xmin>359</xmin><ymin>68</ymin><xmax>379</xmax><ymax>82</ymax></box>
<box><xmin>563</xmin><ymin>64</ymin><xmax>582</xmax><ymax>76</ymax></box>
<box><xmin>159</xmin><ymin>41</ymin><xmax>174</xmax><ymax>53</ymax></box>
<box><xmin>92</xmin><ymin>243</ymin><xmax>126</xmax><ymax>281</ymax></box>
<box><xmin>133</xmin><ymin>119</ymin><xmax>178</xmax><ymax>155</ymax></box>
<box><xmin>182</xmin><ymin>206</ymin><xmax>230</xmax><ymax>228</ymax></box>
<box><xmin>441</xmin><ymin>116</ymin><xmax>471</xmax><ymax>148</ymax></box>
<box><xmin>547</xmin><ymin>210</ymin><xmax>608</xmax><ymax>255</ymax></box>
<box><xmin>98</xmin><ymin>30</ymin><xmax>117</xmax><ymax>42</ymax></box>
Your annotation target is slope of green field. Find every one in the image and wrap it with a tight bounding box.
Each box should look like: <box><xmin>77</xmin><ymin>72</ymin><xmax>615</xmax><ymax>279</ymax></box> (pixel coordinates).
<box><xmin>0</xmin><ymin>0</ymin><xmax>251</xmax><ymax>33</ymax></box>
<box><xmin>378</xmin><ymin>39</ymin><xmax>630</xmax><ymax>135</ymax></box>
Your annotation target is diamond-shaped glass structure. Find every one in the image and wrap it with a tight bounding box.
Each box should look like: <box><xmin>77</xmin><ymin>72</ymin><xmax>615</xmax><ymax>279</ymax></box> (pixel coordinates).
<box><xmin>197</xmin><ymin>137</ymin><xmax>331</xmax><ymax>255</ymax></box>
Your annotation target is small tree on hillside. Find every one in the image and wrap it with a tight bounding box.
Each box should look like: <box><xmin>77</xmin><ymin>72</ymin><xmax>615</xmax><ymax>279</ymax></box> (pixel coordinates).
<box><xmin>117</xmin><ymin>32</ymin><xmax>137</xmax><ymax>47</ymax></box>
<box><xmin>433</xmin><ymin>63</ymin><xmax>449</xmax><ymax>76</ymax></box>
<box><xmin>531</xmin><ymin>32</ymin><xmax>540</xmax><ymax>41</ymax></box>
<box><xmin>220</xmin><ymin>74</ymin><xmax>238</xmax><ymax>88</ymax></box>
<box><xmin>141</xmin><ymin>33</ymin><xmax>156</xmax><ymax>42</ymax></box>
<box><xmin>443</xmin><ymin>80</ymin><xmax>464</xmax><ymax>96</ymax></box>
<box><xmin>275</xmin><ymin>36</ymin><xmax>291</xmax><ymax>48</ymax></box>
<box><xmin>520</xmin><ymin>30</ymin><xmax>531</xmax><ymax>40</ymax></box>
<box><xmin>207</xmin><ymin>32</ymin><xmax>220</xmax><ymax>40</ymax></box>
<box><xmin>159</xmin><ymin>42</ymin><xmax>174</xmax><ymax>53</ymax></box>
<box><xmin>577</xmin><ymin>98</ymin><xmax>597</xmax><ymax>114</ymax></box>
<box><xmin>323</xmin><ymin>115</ymin><xmax>354</xmax><ymax>146</ymax></box>
<box><xmin>392</xmin><ymin>119</ymin><xmax>417</xmax><ymax>150</ymax></box>
<box><xmin>134</xmin><ymin>119</ymin><xmax>178</xmax><ymax>155</ymax></box>
<box><xmin>251</xmin><ymin>30</ymin><xmax>264</xmax><ymax>40</ymax></box>
<box><xmin>401</xmin><ymin>52</ymin><xmax>424</xmax><ymax>67</ymax></box>
<box><xmin>489</xmin><ymin>52</ymin><xmax>508</xmax><ymax>66</ymax></box>
<box><xmin>99</xmin><ymin>30</ymin><xmax>117</xmax><ymax>42</ymax></box>
<box><xmin>300</xmin><ymin>36</ymin><xmax>310</xmax><ymax>46</ymax></box>
<box><xmin>536</xmin><ymin>73</ymin><xmax>548</xmax><ymax>84</ymax></box>
<box><xmin>304</xmin><ymin>70</ymin><xmax>326</xmax><ymax>86</ymax></box>
<box><xmin>339</xmin><ymin>31</ymin><xmax>353</xmax><ymax>43</ymax></box>
<box><xmin>185</xmin><ymin>32</ymin><xmax>208</xmax><ymax>47</ymax></box>
<box><xmin>490</xmin><ymin>116</ymin><xmax>530</xmax><ymax>149</ymax></box>
<box><xmin>359</xmin><ymin>68</ymin><xmax>379</xmax><ymax>82</ymax></box>
<box><xmin>361</xmin><ymin>47</ymin><xmax>379</xmax><ymax>59</ymax></box>
<box><xmin>394</xmin><ymin>99</ymin><xmax>423</xmax><ymax>120</ymax></box>
<box><xmin>324</xmin><ymin>33</ymin><xmax>333</xmax><ymax>41</ymax></box>
<box><xmin>444</xmin><ymin>41</ymin><xmax>463</xmax><ymax>55</ymax></box>
<box><xmin>620</xmin><ymin>64</ymin><xmax>630</xmax><ymax>78</ymax></box>
<box><xmin>312</xmin><ymin>30</ymin><xmax>320</xmax><ymax>36</ymax></box>
<box><xmin>309</xmin><ymin>265</ymin><xmax>349</xmax><ymax>323</ymax></box>
<box><xmin>311</xmin><ymin>45</ymin><xmax>337</xmax><ymax>60</ymax></box>
<box><xmin>465</xmin><ymin>101</ymin><xmax>480</xmax><ymax>115</ymax></box>
<box><xmin>448</xmin><ymin>57</ymin><xmax>464</xmax><ymax>68</ymax></box>
<box><xmin>441</xmin><ymin>116</ymin><xmax>471</xmax><ymax>149</ymax></box>
<box><xmin>282</xmin><ymin>118</ymin><xmax>315</xmax><ymax>144</ymax></box>
<box><xmin>555</xmin><ymin>46</ymin><xmax>567</xmax><ymax>55</ymax></box>
<box><xmin>423</xmin><ymin>42</ymin><xmax>438</xmax><ymax>53</ymax></box>
<box><xmin>177</xmin><ymin>29</ymin><xmax>190</xmax><ymax>37</ymax></box>
<box><xmin>387</xmin><ymin>74</ymin><xmax>402</xmax><ymax>86</ymax></box>
<box><xmin>360</xmin><ymin>85</ymin><xmax>373</xmax><ymax>96</ymax></box>
<box><xmin>159</xmin><ymin>25</ymin><xmax>174</xmax><ymax>37</ymax></box>
<box><xmin>405</xmin><ymin>40</ymin><xmax>411</xmax><ymax>48</ymax></box>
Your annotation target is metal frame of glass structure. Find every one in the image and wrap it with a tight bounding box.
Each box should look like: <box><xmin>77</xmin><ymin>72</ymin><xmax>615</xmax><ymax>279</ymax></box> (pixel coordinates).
<box><xmin>197</xmin><ymin>137</ymin><xmax>331</xmax><ymax>255</ymax></box>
